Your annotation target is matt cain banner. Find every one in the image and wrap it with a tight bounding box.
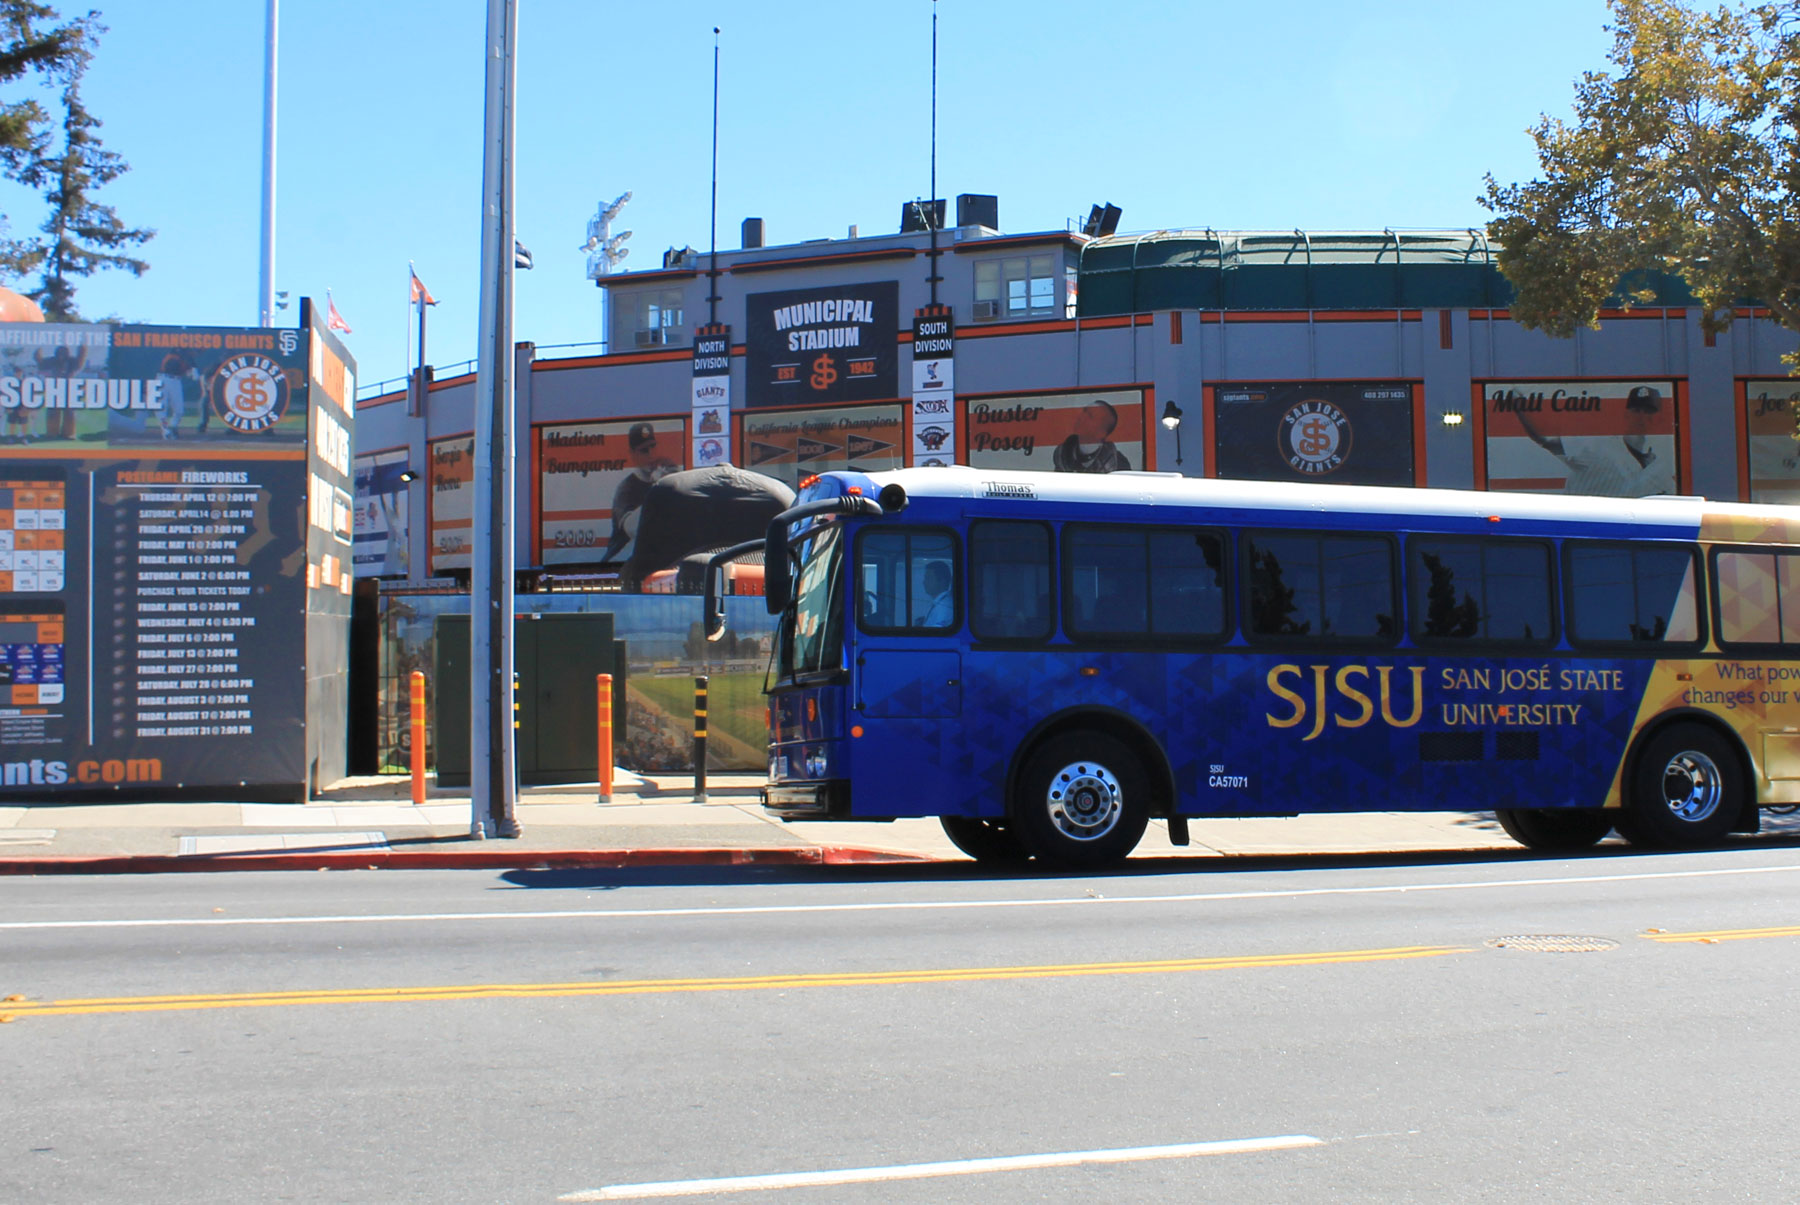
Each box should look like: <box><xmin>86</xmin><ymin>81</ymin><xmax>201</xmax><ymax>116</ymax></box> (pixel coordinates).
<box><xmin>1212</xmin><ymin>381</ymin><xmax>1416</xmax><ymax>486</ymax></box>
<box><xmin>744</xmin><ymin>282</ymin><xmax>897</xmax><ymax>408</ymax></box>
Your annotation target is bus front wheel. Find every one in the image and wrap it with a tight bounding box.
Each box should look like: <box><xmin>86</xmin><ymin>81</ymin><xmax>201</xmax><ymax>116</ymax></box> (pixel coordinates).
<box><xmin>1620</xmin><ymin>723</ymin><xmax>1745</xmax><ymax>848</ymax></box>
<box><xmin>940</xmin><ymin>816</ymin><xmax>1029</xmax><ymax>865</ymax></box>
<box><xmin>1012</xmin><ymin>732</ymin><xmax>1150</xmax><ymax>869</ymax></box>
<box><xmin>1494</xmin><ymin>807</ymin><xmax>1613</xmax><ymax>852</ymax></box>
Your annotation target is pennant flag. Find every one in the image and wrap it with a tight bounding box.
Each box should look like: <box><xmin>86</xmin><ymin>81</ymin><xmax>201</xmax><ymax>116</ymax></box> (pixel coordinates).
<box><xmin>327</xmin><ymin>294</ymin><xmax>352</xmax><ymax>334</ymax></box>
<box><xmin>409</xmin><ymin>267</ymin><xmax>437</xmax><ymax>306</ymax></box>
<box><xmin>797</xmin><ymin>437</ymin><xmax>842</xmax><ymax>462</ymax></box>
<box><xmin>846</xmin><ymin>434</ymin><xmax>895</xmax><ymax>458</ymax></box>
<box><xmin>514</xmin><ymin>239</ymin><xmax>533</xmax><ymax>270</ymax></box>
<box><xmin>749</xmin><ymin>440</ymin><xmax>791</xmax><ymax>465</ymax></box>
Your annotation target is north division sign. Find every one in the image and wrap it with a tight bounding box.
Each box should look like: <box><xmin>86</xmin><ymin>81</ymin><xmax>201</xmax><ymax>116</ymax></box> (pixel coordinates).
<box><xmin>745</xmin><ymin>282</ymin><xmax>898</xmax><ymax>408</ymax></box>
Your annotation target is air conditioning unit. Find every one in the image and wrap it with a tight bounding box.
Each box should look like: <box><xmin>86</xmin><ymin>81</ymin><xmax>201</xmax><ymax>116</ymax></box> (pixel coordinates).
<box><xmin>972</xmin><ymin>299</ymin><xmax>1001</xmax><ymax>320</ymax></box>
<box><xmin>634</xmin><ymin>328</ymin><xmax>667</xmax><ymax>347</ymax></box>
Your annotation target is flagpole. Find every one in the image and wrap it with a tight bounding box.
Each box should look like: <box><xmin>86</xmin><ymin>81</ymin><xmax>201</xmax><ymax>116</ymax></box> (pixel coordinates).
<box><xmin>258</xmin><ymin>0</ymin><xmax>277</xmax><ymax>326</ymax></box>
<box><xmin>470</xmin><ymin>0</ymin><xmax>520</xmax><ymax>839</ymax></box>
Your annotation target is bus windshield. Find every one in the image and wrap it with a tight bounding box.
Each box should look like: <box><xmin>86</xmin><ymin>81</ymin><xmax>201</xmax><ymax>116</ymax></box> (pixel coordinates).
<box><xmin>781</xmin><ymin>522</ymin><xmax>844</xmax><ymax>680</ymax></box>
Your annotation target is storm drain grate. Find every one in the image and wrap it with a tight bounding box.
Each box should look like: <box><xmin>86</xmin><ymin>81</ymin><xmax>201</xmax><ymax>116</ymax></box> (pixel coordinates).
<box><xmin>1484</xmin><ymin>935</ymin><xmax>1619</xmax><ymax>953</ymax></box>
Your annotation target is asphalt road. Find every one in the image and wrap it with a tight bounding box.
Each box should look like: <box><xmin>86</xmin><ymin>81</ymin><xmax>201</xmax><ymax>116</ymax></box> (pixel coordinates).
<box><xmin>5</xmin><ymin>844</ymin><xmax>1800</xmax><ymax>1203</ymax></box>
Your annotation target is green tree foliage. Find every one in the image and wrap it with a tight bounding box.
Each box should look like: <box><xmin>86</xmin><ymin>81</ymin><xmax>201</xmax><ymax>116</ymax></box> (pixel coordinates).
<box><xmin>1483</xmin><ymin>0</ymin><xmax>1800</xmax><ymax>338</ymax></box>
<box><xmin>0</xmin><ymin>0</ymin><xmax>80</xmax><ymax>278</ymax></box>
<box><xmin>12</xmin><ymin>13</ymin><xmax>150</xmax><ymax>318</ymax></box>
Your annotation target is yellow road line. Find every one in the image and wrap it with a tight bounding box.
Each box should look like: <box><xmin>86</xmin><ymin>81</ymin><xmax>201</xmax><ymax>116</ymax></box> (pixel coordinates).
<box><xmin>0</xmin><ymin>944</ymin><xmax>1467</xmax><ymax>1019</ymax></box>
<box><xmin>1642</xmin><ymin>924</ymin><xmax>1800</xmax><ymax>944</ymax></box>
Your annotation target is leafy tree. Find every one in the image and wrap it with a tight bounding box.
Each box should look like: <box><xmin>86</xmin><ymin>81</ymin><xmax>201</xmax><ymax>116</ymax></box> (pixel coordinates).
<box><xmin>12</xmin><ymin>12</ymin><xmax>150</xmax><ymax>318</ymax></box>
<box><xmin>1482</xmin><ymin>0</ymin><xmax>1800</xmax><ymax>341</ymax></box>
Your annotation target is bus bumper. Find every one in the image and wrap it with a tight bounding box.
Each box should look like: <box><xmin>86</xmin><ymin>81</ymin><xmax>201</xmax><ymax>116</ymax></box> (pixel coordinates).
<box><xmin>762</xmin><ymin>778</ymin><xmax>851</xmax><ymax>819</ymax></box>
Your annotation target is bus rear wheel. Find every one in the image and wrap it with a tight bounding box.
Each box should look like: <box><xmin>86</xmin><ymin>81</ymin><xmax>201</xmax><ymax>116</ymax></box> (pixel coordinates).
<box><xmin>1494</xmin><ymin>807</ymin><xmax>1613</xmax><ymax>852</ymax></box>
<box><xmin>1012</xmin><ymin>732</ymin><xmax>1150</xmax><ymax>870</ymax></box>
<box><xmin>940</xmin><ymin>816</ymin><xmax>1028</xmax><ymax>865</ymax></box>
<box><xmin>1620</xmin><ymin>723</ymin><xmax>1745</xmax><ymax>848</ymax></box>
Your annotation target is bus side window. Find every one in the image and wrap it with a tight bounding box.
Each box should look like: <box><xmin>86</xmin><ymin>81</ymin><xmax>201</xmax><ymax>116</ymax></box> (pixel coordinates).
<box><xmin>969</xmin><ymin>520</ymin><xmax>1053</xmax><ymax>642</ymax></box>
<box><xmin>1151</xmin><ymin>530</ymin><xmax>1227</xmax><ymax>637</ymax></box>
<box><xmin>1408</xmin><ymin>537</ymin><xmax>1553</xmax><ymax>645</ymax></box>
<box><xmin>1716</xmin><ymin>550</ymin><xmax>1781</xmax><ymax>644</ymax></box>
<box><xmin>1246</xmin><ymin>531</ymin><xmax>1394</xmax><ymax>643</ymax></box>
<box><xmin>1567</xmin><ymin>541</ymin><xmax>1701</xmax><ymax>645</ymax></box>
<box><xmin>858</xmin><ymin>527</ymin><xmax>960</xmax><ymax>633</ymax></box>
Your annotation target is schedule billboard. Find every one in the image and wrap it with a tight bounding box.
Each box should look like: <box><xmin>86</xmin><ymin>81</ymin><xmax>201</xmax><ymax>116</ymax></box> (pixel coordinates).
<box><xmin>0</xmin><ymin>318</ymin><xmax>349</xmax><ymax>799</ymax></box>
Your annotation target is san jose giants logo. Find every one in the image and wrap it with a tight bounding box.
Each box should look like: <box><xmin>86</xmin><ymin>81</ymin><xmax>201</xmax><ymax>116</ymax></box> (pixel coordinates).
<box><xmin>210</xmin><ymin>354</ymin><xmax>291</xmax><ymax>433</ymax></box>
<box><xmin>1280</xmin><ymin>400</ymin><xmax>1351</xmax><ymax>475</ymax></box>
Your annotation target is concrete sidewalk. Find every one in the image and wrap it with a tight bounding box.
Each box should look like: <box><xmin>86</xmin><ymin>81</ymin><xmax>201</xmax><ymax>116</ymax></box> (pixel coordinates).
<box><xmin>0</xmin><ymin>768</ymin><xmax>1535</xmax><ymax>874</ymax></box>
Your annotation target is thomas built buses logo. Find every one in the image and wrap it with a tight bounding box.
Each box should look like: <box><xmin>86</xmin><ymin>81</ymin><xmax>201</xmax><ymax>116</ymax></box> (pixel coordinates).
<box><xmin>210</xmin><ymin>354</ymin><xmax>291</xmax><ymax>433</ymax></box>
<box><xmin>1281</xmin><ymin>400</ymin><xmax>1351</xmax><ymax>475</ymax></box>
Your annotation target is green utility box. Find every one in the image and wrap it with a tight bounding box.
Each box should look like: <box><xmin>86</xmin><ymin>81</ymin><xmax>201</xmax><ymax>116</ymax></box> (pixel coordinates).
<box><xmin>433</xmin><ymin>613</ymin><xmax>627</xmax><ymax>787</ymax></box>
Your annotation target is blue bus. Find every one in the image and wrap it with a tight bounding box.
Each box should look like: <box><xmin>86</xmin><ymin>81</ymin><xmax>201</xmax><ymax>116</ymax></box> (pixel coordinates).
<box><xmin>706</xmin><ymin>467</ymin><xmax>1800</xmax><ymax>868</ymax></box>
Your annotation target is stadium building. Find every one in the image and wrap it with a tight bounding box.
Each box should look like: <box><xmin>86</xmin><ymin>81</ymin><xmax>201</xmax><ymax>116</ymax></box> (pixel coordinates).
<box><xmin>351</xmin><ymin>195</ymin><xmax>1800</xmax><ymax>584</ymax></box>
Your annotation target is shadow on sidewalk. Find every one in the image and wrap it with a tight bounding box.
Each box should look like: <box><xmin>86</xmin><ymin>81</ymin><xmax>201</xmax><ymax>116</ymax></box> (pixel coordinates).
<box><xmin>492</xmin><ymin>831</ymin><xmax>1800</xmax><ymax>892</ymax></box>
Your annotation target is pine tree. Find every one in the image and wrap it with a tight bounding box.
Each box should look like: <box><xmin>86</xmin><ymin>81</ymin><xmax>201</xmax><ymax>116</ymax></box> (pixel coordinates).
<box><xmin>16</xmin><ymin>14</ymin><xmax>150</xmax><ymax>319</ymax></box>
<box><xmin>0</xmin><ymin>0</ymin><xmax>81</xmax><ymax>279</ymax></box>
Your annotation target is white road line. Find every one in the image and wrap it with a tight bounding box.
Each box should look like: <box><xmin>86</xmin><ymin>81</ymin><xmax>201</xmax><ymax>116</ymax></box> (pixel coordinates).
<box><xmin>1</xmin><ymin>860</ymin><xmax>1797</xmax><ymax>933</ymax></box>
<box><xmin>557</xmin><ymin>1135</ymin><xmax>1324</xmax><ymax>1200</ymax></box>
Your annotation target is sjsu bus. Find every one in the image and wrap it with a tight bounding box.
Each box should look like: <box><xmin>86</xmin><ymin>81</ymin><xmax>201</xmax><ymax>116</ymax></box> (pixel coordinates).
<box><xmin>706</xmin><ymin>466</ymin><xmax>1800</xmax><ymax>868</ymax></box>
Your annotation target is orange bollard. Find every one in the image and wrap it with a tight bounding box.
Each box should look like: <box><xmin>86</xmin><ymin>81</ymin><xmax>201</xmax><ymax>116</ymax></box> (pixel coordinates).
<box><xmin>409</xmin><ymin>670</ymin><xmax>427</xmax><ymax>806</ymax></box>
<box><xmin>597</xmin><ymin>673</ymin><xmax>614</xmax><ymax>802</ymax></box>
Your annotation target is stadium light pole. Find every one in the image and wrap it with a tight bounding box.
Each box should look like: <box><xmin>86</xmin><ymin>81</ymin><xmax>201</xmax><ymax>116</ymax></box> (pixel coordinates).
<box><xmin>470</xmin><ymin>0</ymin><xmax>520</xmax><ymax>838</ymax></box>
<box><xmin>257</xmin><ymin>0</ymin><xmax>277</xmax><ymax>327</ymax></box>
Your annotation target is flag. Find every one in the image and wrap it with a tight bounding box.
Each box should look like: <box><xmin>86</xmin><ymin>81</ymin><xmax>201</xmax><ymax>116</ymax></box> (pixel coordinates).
<box><xmin>514</xmin><ymin>239</ymin><xmax>533</xmax><ymax>270</ymax></box>
<box><xmin>409</xmin><ymin>267</ymin><xmax>437</xmax><ymax>307</ymax></box>
<box><xmin>326</xmin><ymin>294</ymin><xmax>352</xmax><ymax>334</ymax></box>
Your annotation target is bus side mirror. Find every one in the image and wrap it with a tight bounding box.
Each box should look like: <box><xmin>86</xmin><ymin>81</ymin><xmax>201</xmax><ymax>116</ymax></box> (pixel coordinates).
<box><xmin>704</xmin><ymin>539</ymin><xmax>767</xmax><ymax>639</ymax></box>
<box><xmin>704</xmin><ymin>565</ymin><xmax>727</xmax><ymax>641</ymax></box>
<box><xmin>765</xmin><ymin>521</ymin><xmax>792</xmax><ymax>615</ymax></box>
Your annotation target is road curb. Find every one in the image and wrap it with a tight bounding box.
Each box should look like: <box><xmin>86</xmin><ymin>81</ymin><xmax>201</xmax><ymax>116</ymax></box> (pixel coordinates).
<box><xmin>0</xmin><ymin>846</ymin><xmax>934</xmax><ymax>876</ymax></box>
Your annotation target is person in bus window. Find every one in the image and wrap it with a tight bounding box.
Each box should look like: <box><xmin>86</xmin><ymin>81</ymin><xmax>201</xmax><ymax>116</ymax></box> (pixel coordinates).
<box><xmin>917</xmin><ymin>561</ymin><xmax>953</xmax><ymax>627</ymax></box>
<box><xmin>1053</xmin><ymin>400</ymin><xmax>1132</xmax><ymax>473</ymax></box>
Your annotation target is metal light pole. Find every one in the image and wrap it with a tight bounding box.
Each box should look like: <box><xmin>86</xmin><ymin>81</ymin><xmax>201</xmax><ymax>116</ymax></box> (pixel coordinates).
<box><xmin>470</xmin><ymin>0</ymin><xmax>520</xmax><ymax>838</ymax></box>
<box><xmin>257</xmin><ymin>0</ymin><xmax>277</xmax><ymax>327</ymax></box>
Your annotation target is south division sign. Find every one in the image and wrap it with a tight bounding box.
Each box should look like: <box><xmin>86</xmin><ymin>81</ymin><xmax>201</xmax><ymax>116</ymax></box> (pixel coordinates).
<box><xmin>745</xmin><ymin>282</ymin><xmax>898</xmax><ymax>408</ymax></box>
<box><xmin>1212</xmin><ymin>382</ymin><xmax>1416</xmax><ymax>486</ymax></box>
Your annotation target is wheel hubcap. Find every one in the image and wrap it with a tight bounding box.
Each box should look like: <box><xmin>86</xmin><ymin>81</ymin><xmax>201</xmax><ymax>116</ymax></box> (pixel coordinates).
<box><xmin>1660</xmin><ymin>750</ymin><xmax>1723</xmax><ymax>823</ymax></box>
<box><xmin>1045</xmin><ymin>761</ymin><xmax>1122</xmax><ymax>841</ymax></box>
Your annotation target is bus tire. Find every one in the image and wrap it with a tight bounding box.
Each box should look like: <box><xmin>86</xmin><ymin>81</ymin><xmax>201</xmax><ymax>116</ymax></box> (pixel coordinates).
<box><xmin>940</xmin><ymin>816</ymin><xmax>1029</xmax><ymax>865</ymax></box>
<box><xmin>1494</xmin><ymin>807</ymin><xmax>1613</xmax><ymax>852</ymax></box>
<box><xmin>1622</xmin><ymin>722</ymin><xmax>1745</xmax><ymax>848</ymax></box>
<box><xmin>1011</xmin><ymin>732</ymin><xmax>1150</xmax><ymax>869</ymax></box>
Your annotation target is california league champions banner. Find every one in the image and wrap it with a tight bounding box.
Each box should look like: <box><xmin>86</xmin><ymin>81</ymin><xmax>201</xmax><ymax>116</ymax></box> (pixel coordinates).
<box><xmin>1212</xmin><ymin>381</ymin><xmax>1416</xmax><ymax>486</ymax></box>
<box><xmin>745</xmin><ymin>282</ymin><xmax>897</xmax><ymax>408</ymax></box>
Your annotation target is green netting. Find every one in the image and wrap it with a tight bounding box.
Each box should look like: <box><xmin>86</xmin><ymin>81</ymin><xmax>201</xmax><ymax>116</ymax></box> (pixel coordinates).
<box><xmin>1074</xmin><ymin>229</ymin><xmax>1694</xmax><ymax>316</ymax></box>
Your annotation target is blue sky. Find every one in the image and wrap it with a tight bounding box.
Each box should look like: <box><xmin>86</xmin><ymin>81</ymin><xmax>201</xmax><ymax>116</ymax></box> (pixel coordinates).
<box><xmin>6</xmin><ymin>0</ymin><xmax>1615</xmax><ymax>390</ymax></box>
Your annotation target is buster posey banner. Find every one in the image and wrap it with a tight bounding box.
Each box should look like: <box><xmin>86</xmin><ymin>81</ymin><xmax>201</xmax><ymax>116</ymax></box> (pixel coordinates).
<box><xmin>744</xmin><ymin>282</ymin><xmax>898</xmax><ymax>408</ymax></box>
<box><xmin>1212</xmin><ymin>382</ymin><xmax>1416</xmax><ymax>486</ymax></box>
<box><xmin>691</xmin><ymin>324</ymin><xmax>731</xmax><ymax>468</ymax></box>
<box><xmin>964</xmin><ymin>389</ymin><xmax>1147</xmax><ymax>474</ymax></box>
<box><xmin>1483</xmin><ymin>380</ymin><xmax>1678</xmax><ymax>496</ymax></box>
<box><xmin>911</xmin><ymin>305</ymin><xmax>955</xmax><ymax>465</ymax></box>
<box><xmin>1743</xmin><ymin>379</ymin><xmax>1800</xmax><ymax>504</ymax></box>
